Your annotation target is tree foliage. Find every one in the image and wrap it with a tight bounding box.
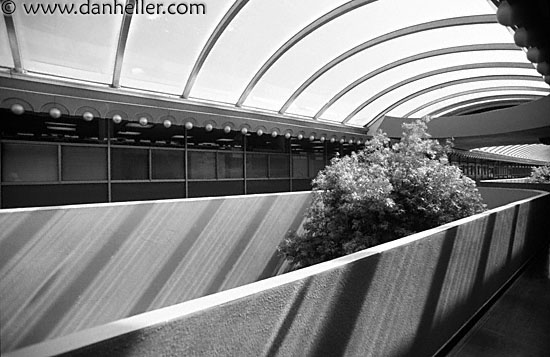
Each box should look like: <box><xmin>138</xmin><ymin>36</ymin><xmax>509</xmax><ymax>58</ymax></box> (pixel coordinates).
<box><xmin>279</xmin><ymin>119</ymin><xmax>486</xmax><ymax>268</ymax></box>
<box><xmin>529</xmin><ymin>164</ymin><xmax>550</xmax><ymax>183</ymax></box>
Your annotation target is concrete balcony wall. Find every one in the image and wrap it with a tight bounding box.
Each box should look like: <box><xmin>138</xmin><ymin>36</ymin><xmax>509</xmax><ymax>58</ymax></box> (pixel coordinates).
<box><xmin>479</xmin><ymin>180</ymin><xmax>550</xmax><ymax>193</ymax></box>
<box><xmin>478</xmin><ymin>186</ymin><xmax>548</xmax><ymax>209</ymax></box>
<box><xmin>2</xmin><ymin>187</ymin><xmax>548</xmax><ymax>356</ymax></box>
<box><xmin>0</xmin><ymin>192</ymin><xmax>312</xmax><ymax>353</ymax></box>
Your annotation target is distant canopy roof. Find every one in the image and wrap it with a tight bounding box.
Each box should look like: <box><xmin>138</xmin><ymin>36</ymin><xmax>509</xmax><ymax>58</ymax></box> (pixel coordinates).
<box><xmin>1</xmin><ymin>0</ymin><xmax>548</xmax><ymax>129</ymax></box>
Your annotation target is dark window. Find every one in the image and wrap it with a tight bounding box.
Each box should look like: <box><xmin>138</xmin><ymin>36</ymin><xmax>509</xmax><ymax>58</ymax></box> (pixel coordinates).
<box><xmin>111</xmin><ymin>183</ymin><xmax>185</xmax><ymax>202</ymax></box>
<box><xmin>111</xmin><ymin>148</ymin><xmax>149</xmax><ymax>180</ymax></box>
<box><xmin>217</xmin><ymin>152</ymin><xmax>243</xmax><ymax>179</ymax></box>
<box><xmin>2</xmin><ymin>184</ymin><xmax>108</xmax><ymax>208</ymax></box>
<box><xmin>292</xmin><ymin>154</ymin><xmax>308</xmax><ymax>178</ymax></box>
<box><xmin>62</xmin><ymin>146</ymin><xmax>107</xmax><ymax>181</ymax></box>
<box><xmin>152</xmin><ymin>149</ymin><xmax>185</xmax><ymax>179</ymax></box>
<box><xmin>269</xmin><ymin>154</ymin><xmax>289</xmax><ymax>178</ymax></box>
<box><xmin>2</xmin><ymin>143</ymin><xmax>58</xmax><ymax>182</ymax></box>
<box><xmin>188</xmin><ymin>151</ymin><xmax>216</xmax><ymax>179</ymax></box>
<box><xmin>247</xmin><ymin>179</ymin><xmax>290</xmax><ymax>194</ymax></box>
<box><xmin>246</xmin><ymin>153</ymin><xmax>268</xmax><ymax>178</ymax></box>
<box><xmin>292</xmin><ymin>179</ymin><xmax>312</xmax><ymax>191</ymax></box>
<box><xmin>188</xmin><ymin>180</ymin><xmax>244</xmax><ymax>197</ymax></box>
<box><xmin>308</xmin><ymin>153</ymin><xmax>325</xmax><ymax>178</ymax></box>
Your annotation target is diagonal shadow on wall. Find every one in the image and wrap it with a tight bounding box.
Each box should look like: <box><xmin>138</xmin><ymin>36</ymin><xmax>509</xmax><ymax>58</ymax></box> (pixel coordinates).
<box><xmin>308</xmin><ymin>254</ymin><xmax>381</xmax><ymax>357</ymax></box>
<box><xmin>204</xmin><ymin>195</ymin><xmax>279</xmax><ymax>295</ymax></box>
<box><xmin>0</xmin><ymin>209</ymin><xmax>60</xmax><ymax>273</ymax></box>
<box><xmin>257</xmin><ymin>196</ymin><xmax>312</xmax><ymax>281</ymax></box>
<box><xmin>13</xmin><ymin>204</ymin><xmax>153</xmax><ymax>350</ymax></box>
<box><xmin>263</xmin><ymin>277</ymin><xmax>314</xmax><ymax>357</ymax></box>
<box><xmin>127</xmin><ymin>199</ymin><xmax>225</xmax><ymax>317</ymax></box>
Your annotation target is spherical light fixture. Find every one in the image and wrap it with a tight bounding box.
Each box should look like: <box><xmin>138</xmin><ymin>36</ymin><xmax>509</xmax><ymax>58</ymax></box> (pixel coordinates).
<box><xmin>10</xmin><ymin>104</ymin><xmax>24</xmax><ymax>115</ymax></box>
<box><xmin>185</xmin><ymin>122</ymin><xmax>193</xmax><ymax>130</ymax></box>
<box><xmin>297</xmin><ymin>134</ymin><xmax>304</xmax><ymax>140</ymax></box>
<box><xmin>536</xmin><ymin>62</ymin><xmax>550</xmax><ymax>75</ymax></box>
<box><xmin>527</xmin><ymin>47</ymin><xmax>544</xmax><ymax>63</ymax></box>
<box><xmin>49</xmin><ymin>108</ymin><xmax>61</xmax><ymax>119</ymax></box>
<box><xmin>83</xmin><ymin>112</ymin><xmax>94</xmax><ymax>121</ymax></box>
<box><xmin>139</xmin><ymin>117</ymin><xmax>148</xmax><ymax>126</ymax></box>
<box><xmin>241</xmin><ymin>127</ymin><xmax>248</xmax><ymax>135</ymax></box>
<box><xmin>513</xmin><ymin>27</ymin><xmax>533</xmax><ymax>47</ymax></box>
<box><xmin>320</xmin><ymin>136</ymin><xmax>326</xmax><ymax>143</ymax></box>
<box><xmin>340</xmin><ymin>138</ymin><xmax>345</xmax><ymax>144</ymax></box>
<box><xmin>205</xmin><ymin>123</ymin><xmax>213</xmax><ymax>132</ymax></box>
<box><xmin>309</xmin><ymin>135</ymin><xmax>315</xmax><ymax>141</ymax></box>
<box><xmin>496</xmin><ymin>1</ymin><xmax>521</xmax><ymax>26</ymax></box>
<box><xmin>163</xmin><ymin>120</ymin><xmax>172</xmax><ymax>128</ymax></box>
<box><xmin>330</xmin><ymin>137</ymin><xmax>336</xmax><ymax>143</ymax></box>
<box><xmin>112</xmin><ymin>114</ymin><xmax>123</xmax><ymax>124</ymax></box>
<box><xmin>271</xmin><ymin>130</ymin><xmax>278</xmax><ymax>137</ymax></box>
<box><xmin>284</xmin><ymin>132</ymin><xmax>291</xmax><ymax>139</ymax></box>
<box><xmin>256</xmin><ymin>129</ymin><xmax>263</xmax><ymax>136</ymax></box>
<box><xmin>349</xmin><ymin>139</ymin><xmax>354</xmax><ymax>145</ymax></box>
<box><xmin>224</xmin><ymin>125</ymin><xmax>232</xmax><ymax>134</ymax></box>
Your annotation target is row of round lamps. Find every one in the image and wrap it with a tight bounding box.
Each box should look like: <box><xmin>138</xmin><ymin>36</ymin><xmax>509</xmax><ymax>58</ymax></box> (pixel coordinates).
<box><xmin>9</xmin><ymin>103</ymin><xmax>362</xmax><ymax>145</ymax></box>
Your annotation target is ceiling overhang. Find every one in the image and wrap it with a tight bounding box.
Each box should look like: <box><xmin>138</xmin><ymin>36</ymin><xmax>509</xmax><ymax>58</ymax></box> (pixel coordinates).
<box><xmin>0</xmin><ymin>75</ymin><xmax>368</xmax><ymax>141</ymax></box>
<box><xmin>376</xmin><ymin>95</ymin><xmax>550</xmax><ymax>152</ymax></box>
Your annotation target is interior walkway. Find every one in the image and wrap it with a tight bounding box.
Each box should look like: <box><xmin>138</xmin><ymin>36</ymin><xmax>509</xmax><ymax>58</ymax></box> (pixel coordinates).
<box><xmin>446</xmin><ymin>247</ymin><xmax>550</xmax><ymax>357</ymax></box>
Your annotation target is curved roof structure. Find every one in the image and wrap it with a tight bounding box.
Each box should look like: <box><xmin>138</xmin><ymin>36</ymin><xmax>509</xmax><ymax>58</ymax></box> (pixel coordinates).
<box><xmin>473</xmin><ymin>144</ymin><xmax>550</xmax><ymax>163</ymax></box>
<box><xmin>1</xmin><ymin>0</ymin><xmax>549</xmax><ymax>161</ymax></box>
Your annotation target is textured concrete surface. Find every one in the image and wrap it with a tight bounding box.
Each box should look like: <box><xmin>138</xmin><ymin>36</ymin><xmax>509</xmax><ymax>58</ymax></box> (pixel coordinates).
<box><xmin>7</xmin><ymin>188</ymin><xmax>549</xmax><ymax>357</ymax></box>
<box><xmin>447</xmin><ymin>248</ymin><xmax>550</xmax><ymax>357</ymax></box>
<box><xmin>0</xmin><ymin>192</ymin><xmax>311</xmax><ymax>353</ymax></box>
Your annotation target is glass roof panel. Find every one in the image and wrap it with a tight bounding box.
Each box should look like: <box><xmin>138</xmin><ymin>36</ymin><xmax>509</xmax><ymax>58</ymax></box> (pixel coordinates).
<box><xmin>13</xmin><ymin>0</ymin><xmax>122</xmax><ymax>83</ymax></box>
<box><xmin>0</xmin><ymin>15</ymin><xmax>13</xmax><ymax>68</ymax></box>
<box><xmin>435</xmin><ymin>98</ymin><xmax>537</xmax><ymax>117</ymax></box>
<box><xmin>343</xmin><ymin>67</ymin><xmax>541</xmax><ymax>126</ymax></box>
<box><xmin>393</xmin><ymin>82</ymin><xmax>550</xmax><ymax>117</ymax></box>
<box><xmin>316</xmin><ymin>52</ymin><xmax>536</xmax><ymax>123</ymax></box>
<box><xmin>244</xmin><ymin>0</ymin><xmax>495</xmax><ymax>111</ymax></box>
<box><xmin>120</xmin><ymin>2</ymin><xmax>234</xmax><ymax>94</ymax></box>
<box><xmin>286</xmin><ymin>24</ymin><xmax>518</xmax><ymax>117</ymax></box>
<box><xmin>191</xmin><ymin>0</ymin><xmax>348</xmax><ymax>104</ymax></box>
<box><xmin>410</xmin><ymin>90</ymin><xmax>549</xmax><ymax>117</ymax></box>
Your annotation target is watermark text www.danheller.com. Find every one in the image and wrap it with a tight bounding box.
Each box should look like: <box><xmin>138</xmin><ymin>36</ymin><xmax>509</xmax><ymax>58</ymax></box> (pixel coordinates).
<box><xmin>1</xmin><ymin>0</ymin><xmax>207</xmax><ymax>16</ymax></box>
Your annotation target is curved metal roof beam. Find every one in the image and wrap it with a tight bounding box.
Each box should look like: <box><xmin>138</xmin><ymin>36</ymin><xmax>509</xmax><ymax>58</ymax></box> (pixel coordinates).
<box><xmin>280</xmin><ymin>14</ymin><xmax>498</xmax><ymax>115</ymax></box>
<box><xmin>236</xmin><ymin>0</ymin><xmax>378</xmax><ymax>107</ymax></box>
<box><xmin>437</xmin><ymin>98</ymin><xmax>541</xmax><ymax>117</ymax></box>
<box><xmin>502</xmin><ymin>146</ymin><xmax>549</xmax><ymax>159</ymax></box>
<box><xmin>493</xmin><ymin>144</ymin><xmax>528</xmax><ymax>156</ymax></box>
<box><xmin>315</xmin><ymin>43</ymin><xmax>520</xmax><ymax>119</ymax></box>
<box><xmin>182</xmin><ymin>0</ymin><xmax>249</xmax><ymax>99</ymax></box>
<box><xmin>430</xmin><ymin>99</ymin><xmax>538</xmax><ymax>116</ymax></box>
<box><xmin>3</xmin><ymin>12</ymin><xmax>23</xmax><ymax>73</ymax></box>
<box><xmin>404</xmin><ymin>86</ymin><xmax>550</xmax><ymax>117</ymax></box>
<box><xmin>484</xmin><ymin>145</ymin><xmax>533</xmax><ymax>159</ymax></box>
<box><xmin>432</xmin><ymin>95</ymin><xmax>542</xmax><ymax>117</ymax></box>
<box><xmin>365</xmin><ymin>74</ymin><xmax>544</xmax><ymax>130</ymax></box>
<box><xmin>344</xmin><ymin>62</ymin><xmax>535</xmax><ymax>125</ymax></box>
<box><xmin>112</xmin><ymin>0</ymin><xmax>136</xmax><ymax>88</ymax></box>
<box><xmin>478</xmin><ymin>146</ymin><xmax>542</xmax><ymax>158</ymax></box>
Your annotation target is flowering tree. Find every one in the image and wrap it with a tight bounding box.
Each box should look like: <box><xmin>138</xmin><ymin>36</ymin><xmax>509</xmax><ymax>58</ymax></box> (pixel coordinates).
<box><xmin>529</xmin><ymin>165</ymin><xmax>550</xmax><ymax>183</ymax></box>
<box><xmin>279</xmin><ymin>118</ymin><xmax>486</xmax><ymax>268</ymax></box>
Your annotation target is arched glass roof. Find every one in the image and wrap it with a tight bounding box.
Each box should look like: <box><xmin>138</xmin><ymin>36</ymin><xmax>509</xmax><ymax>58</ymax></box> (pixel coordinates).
<box><xmin>0</xmin><ymin>0</ymin><xmax>548</xmax><ymax>130</ymax></box>
<box><xmin>473</xmin><ymin>144</ymin><xmax>550</xmax><ymax>163</ymax></box>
